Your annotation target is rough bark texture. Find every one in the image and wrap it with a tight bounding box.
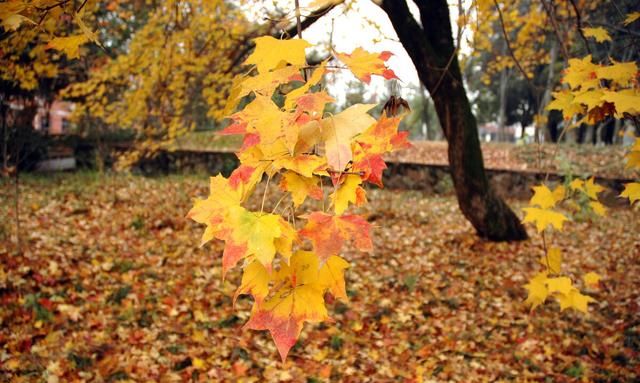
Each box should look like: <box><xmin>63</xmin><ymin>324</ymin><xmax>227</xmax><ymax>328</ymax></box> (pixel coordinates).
<box><xmin>380</xmin><ymin>0</ymin><xmax>528</xmax><ymax>241</ymax></box>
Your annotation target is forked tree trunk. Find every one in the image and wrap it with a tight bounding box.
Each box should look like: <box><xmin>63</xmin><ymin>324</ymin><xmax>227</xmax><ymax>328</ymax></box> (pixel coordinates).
<box><xmin>380</xmin><ymin>0</ymin><xmax>527</xmax><ymax>241</ymax></box>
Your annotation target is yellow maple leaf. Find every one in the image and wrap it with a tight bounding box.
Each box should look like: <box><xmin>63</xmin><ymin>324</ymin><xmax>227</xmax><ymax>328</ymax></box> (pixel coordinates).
<box><xmin>584</xmin><ymin>177</ymin><xmax>604</xmax><ymax>200</ymax></box>
<box><xmin>234</xmin><ymin>261</ymin><xmax>270</xmax><ymax>306</ymax></box>
<box><xmin>522</xmin><ymin>207</ymin><xmax>568</xmax><ymax>232</ymax></box>
<box><xmin>569</xmin><ymin>178</ymin><xmax>584</xmax><ymax>191</ymax></box>
<box><xmin>279</xmin><ymin>171</ymin><xmax>323</xmax><ymax>207</ymax></box>
<box><xmin>47</xmin><ymin>34</ymin><xmax>89</xmax><ymax>59</ymax></box>
<box><xmin>226</xmin><ymin>207</ymin><xmax>284</xmax><ymax>268</ymax></box>
<box><xmin>319</xmin><ymin>104</ymin><xmax>377</xmax><ymax>171</ymax></box>
<box><xmin>595</xmin><ymin>60</ymin><xmax>638</xmax><ymax>86</ymax></box>
<box><xmin>572</xmin><ymin>89</ymin><xmax>604</xmax><ymax>110</ymax></box>
<box><xmin>187</xmin><ymin>175</ymin><xmax>244</xmax><ymax>246</ymax></box>
<box><xmin>244</xmin><ymin>251</ymin><xmax>328</xmax><ymax>361</ymax></box>
<box><xmin>524</xmin><ymin>272</ymin><xmax>549</xmax><ymax>310</ymax></box>
<box><xmin>330</xmin><ymin>174</ymin><xmax>367</xmax><ymax>214</ymax></box>
<box><xmin>284</xmin><ymin>65</ymin><xmax>326</xmax><ymax>110</ymax></box>
<box><xmin>562</xmin><ymin>55</ymin><xmax>599</xmax><ymax>90</ymax></box>
<box><xmin>601</xmin><ymin>89</ymin><xmax>640</xmax><ymax>117</ymax></box>
<box><xmin>192</xmin><ymin>357</ymin><xmax>206</xmax><ymax>369</ymax></box>
<box><xmin>625</xmin><ymin>151</ymin><xmax>640</xmax><ymax>169</ymax></box>
<box><xmin>556</xmin><ymin>288</ymin><xmax>595</xmax><ymax>313</ymax></box>
<box><xmin>529</xmin><ymin>184</ymin><xmax>564</xmax><ymax>209</ymax></box>
<box><xmin>546</xmin><ymin>276</ymin><xmax>573</xmax><ymax>296</ymax></box>
<box><xmin>624</xmin><ymin>11</ymin><xmax>640</xmax><ymax>25</ymax></box>
<box><xmin>244</xmin><ymin>36</ymin><xmax>311</xmax><ymax>74</ymax></box>
<box><xmin>73</xmin><ymin>12</ymin><xmax>102</xmax><ymax>46</ymax></box>
<box><xmin>620</xmin><ymin>182</ymin><xmax>640</xmax><ymax>204</ymax></box>
<box><xmin>589</xmin><ymin>201</ymin><xmax>607</xmax><ymax>216</ymax></box>
<box><xmin>583</xmin><ymin>272</ymin><xmax>601</xmax><ymax>287</ymax></box>
<box><xmin>546</xmin><ymin>90</ymin><xmax>584</xmax><ymax>120</ymax></box>
<box><xmin>582</xmin><ymin>27</ymin><xmax>611</xmax><ymax>43</ymax></box>
<box><xmin>1</xmin><ymin>13</ymin><xmax>34</xmax><ymax>31</ymax></box>
<box><xmin>540</xmin><ymin>247</ymin><xmax>562</xmax><ymax>274</ymax></box>
<box><xmin>319</xmin><ymin>255</ymin><xmax>350</xmax><ymax>301</ymax></box>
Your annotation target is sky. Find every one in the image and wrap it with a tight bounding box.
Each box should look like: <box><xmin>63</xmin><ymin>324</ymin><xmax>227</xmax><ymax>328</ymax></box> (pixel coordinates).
<box><xmin>240</xmin><ymin>0</ymin><xmax>471</xmax><ymax>105</ymax></box>
<box><xmin>293</xmin><ymin>0</ymin><xmax>471</xmax><ymax>105</ymax></box>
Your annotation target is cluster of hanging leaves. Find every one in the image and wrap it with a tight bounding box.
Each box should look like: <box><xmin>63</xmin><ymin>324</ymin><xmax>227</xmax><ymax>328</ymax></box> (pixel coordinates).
<box><xmin>522</xmin><ymin>13</ymin><xmax>640</xmax><ymax>313</ymax></box>
<box><xmin>546</xmin><ymin>55</ymin><xmax>639</xmax><ymax>127</ymax></box>
<box><xmin>188</xmin><ymin>36</ymin><xmax>407</xmax><ymax>361</ymax></box>
<box><xmin>521</xmin><ymin>179</ymin><xmax>604</xmax><ymax>312</ymax></box>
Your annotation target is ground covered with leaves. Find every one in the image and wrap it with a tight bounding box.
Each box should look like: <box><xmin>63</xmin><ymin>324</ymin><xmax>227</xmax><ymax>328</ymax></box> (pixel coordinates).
<box><xmin>0</xmin><ymin>173</ymin><xmax>639</xmax><ymax>382</ymax></box>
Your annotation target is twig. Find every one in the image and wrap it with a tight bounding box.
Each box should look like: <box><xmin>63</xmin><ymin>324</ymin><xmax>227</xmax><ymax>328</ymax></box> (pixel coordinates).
<box><xmin>492</xmin><ymin>0</ymin><xmax>536</xmax><ymax>94</ymax></box>
<box><xmin>539</xmin><ymin>0</ymin><xmax>570</xmax><ymax>62</ymax></box>
<box><xmin>568</xmin><ymin>0</ymin><xmax>592</xmax><ymax>55</ymax></box>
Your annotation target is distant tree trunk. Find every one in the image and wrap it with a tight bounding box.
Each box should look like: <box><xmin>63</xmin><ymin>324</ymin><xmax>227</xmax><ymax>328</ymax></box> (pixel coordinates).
<box><xmin>380</xmin><ymin>0</ymin><xmax>527</xmax><ymax>241</ymax></box>
<box><xmin>420</xmin><ymin>86</ymin><xmax>430</xmax><ymax>140</ymax></box>
<box><xmin>497</xmin><ymin>41</ymin><xmax>508</xmax><ymax>142</ymax></box>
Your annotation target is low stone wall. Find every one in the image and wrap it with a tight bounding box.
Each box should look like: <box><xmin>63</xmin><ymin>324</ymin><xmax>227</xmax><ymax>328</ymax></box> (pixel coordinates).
<box><xmin>136</xmin><ymin>149</ymin><xmax>632</xmax><ymax>204</ymax></box>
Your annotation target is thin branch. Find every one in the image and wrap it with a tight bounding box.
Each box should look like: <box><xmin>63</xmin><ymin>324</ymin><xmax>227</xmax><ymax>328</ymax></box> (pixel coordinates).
<box><xmin>492</xmin><ymin>0</ymin><xmax>536</xmax><ymax>94</ymax></box>
<box><xmin>294</xmin><ymin>0</ymin><xmax>303</xmax><ymax>39</ymax></box>
<box><xmin>568</xmin><ymin>0</ymin><xmax>592</xmax><ymax>55</ymax></box>
<box><xmin>539</xmin><ymin>0</ymin><xmax>570</xmax><ymax>62</ymax></box>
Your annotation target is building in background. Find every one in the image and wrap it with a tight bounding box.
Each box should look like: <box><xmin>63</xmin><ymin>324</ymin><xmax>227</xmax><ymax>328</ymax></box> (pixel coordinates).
<box><xmin>33</xmin><ymin>100</ymin><xmax>74</xmax><ymax>135</ymax></box>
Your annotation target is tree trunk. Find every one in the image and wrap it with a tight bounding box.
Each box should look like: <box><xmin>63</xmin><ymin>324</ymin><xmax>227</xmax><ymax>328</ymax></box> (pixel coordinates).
<box><xmin>380</xmin><ymin>0</ymin><xmax>527</xmax><ymax>241</ymax></box>
<box><xmin>497</xmin><ymin>41</ymin><xmax>508</xmax><ymax>142</ymax></box>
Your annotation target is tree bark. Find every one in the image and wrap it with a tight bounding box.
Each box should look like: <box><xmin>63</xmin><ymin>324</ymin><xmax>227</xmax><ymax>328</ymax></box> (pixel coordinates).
<box><xmin>380</xmin><ymin>0</ymin><xmax>527</xmax><ymax>241</ymax></box>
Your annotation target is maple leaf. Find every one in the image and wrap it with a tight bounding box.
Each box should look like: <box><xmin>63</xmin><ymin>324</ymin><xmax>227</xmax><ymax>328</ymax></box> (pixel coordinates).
<box><xmin>299</xmin><ymin>212</ymin><xmax>373</xmax><ymax>261</ymax></box>
<box><xmin>522</xmin><ymin>207</ymin><xmax>568</xmax><ymax>233</ymax></box>
<box><xmin>187</xmin><ymin>175</ymin><xmax>244</xmax><ymax>246</ymax></box>
<box><xmin>231</xmin><ymin>95</ymin><xmax>297</xmax><ymax>150</ymax></box>
<box><xmin>234</xmin><ymin>261</ymin><xmax>270</xmax><ymax>306</ymax></box>
<box><xmin>601</xmin><ymin>89</ymin><xmax>640</xmax><ymax>117</ymax></box>
<box><xmin>589</xmin><ymin>201</ymin><xmax>607</xmax><ymax>216</ymax></box>
<box><xmin>529</xmin><ymin>184</ymin><xmax>564</xmax><ymax>209</ymax></box>
<box><xmin>595</xmin><ymin>60</ymin><xmax>638</xmax><ymax>86</ymax></box>
<box><xmin>582</xmin><ymin>27</ymin><xmax>611</xmax><ymax>42</ymax></box>
<box><xmin>540</xmin><ymin>247</ymin><xmax>562</xmax><ymax>274</ymax></box>
<box><xmin>546</xmin><ymin>277</ymin><xmax>573</xmax><ymax>296</ymax></box>
<box><xmin>625</xmin><ymin>151</ymin><xmax>640</xmax><ymax>169</ymax></box>
<box><xmin>244</xmin><ymin>251</ymin><xmax>328</xmax><ymax>361</ymax></box>
<box><xmin>352</xmin><ymin>153</ymin><xmax>387</xmax><ymax>187</ymax></box>
<box><xmin>284</xmin><ymin>65</ymin><xmax>326</xmax><ymax>110</ymax></box>
<box><xmin>294</xmin><ymin>91</ymin><xmax>335</xmax><ymax>117</ymax></box>
<box><xmin>73</xmin><ymin>12</ymin><xmax>102</xmax><ymax>46</ymax></box>
<box><xmin>1</xmin><ymin>13</ymin><xmax>34</xmax><ymax>31</ymax></box>
<box><xmin>330</xmin><ymin>174</ymin><xmax>367</xmax><ymax>214</ymax></box>
<box><xmin>572</xmin><ymin>89</ymin><xmax>605</xmax><ymax>110</ymax></box>
<box><xmin>46</xmin><ymin>35</ymin><xmax>89</xmax><ymax>59</ymax></box>
<box><xmin>279</xmin><ymin>171</ymin><xmax>323</xmax><ymax>207</ymax></box>
<box><xmin>556</xmin><ymin>288</ymin><xmax>595</xmax><ymax>313</ymax></box>
<box><xmin>244</xmin><ymin>36</ymin><xmax>311</xmax><ymax>74</ymax></box>
<box><xmin>318</xmin><ymin>104</ymin><xmax>377</xmax><ymax>171</ymax></box>
<box><xmin>583</xmin><ymin>177</ymin><xmax>604</xmax><ymax>200</ymax></box>
<box><xmin>225</xmin><ymin>206</ymin><xmax>291</xmax><ymax>270</ymax></box>
<box><xmin>272</xmin><ymin>154</ymin><xmax>326</xmax><ymax>178</ymax></box>
<box><xmin>569</xmin><ymin>178</ymin><xmax>584</xmax><ymax>191</ymax></box>
<box><xmin>620</xmin><ymin>182</ymin><xmax>640</xmax><ymax>204</ymax></box>
<box><xmin>562</xmin><ymin>55</ymin><xmax>599</xmax><ymax>90</ymax></box>
<box><xmin>524</xmin><ymin>272</ymin><xmax>549</xmax><ymax>310</ymax></box>
<box><xmin>583</xmin><ymin>272</ymin><xmax>601</xmax><ymax>288</ymax></box>
<box><xmin>319</xmin><ymin>255</ymin><xmax>350</xmax><ymax>301</ymax></box>
<box><xmin>336</xmin><ymin>48</ymin><xmax>398</xmax><ymax>84</ymax></box>
<box><xmin>546</xmin><ymin>90</ymin><xmax>584</xmax><ymax>120</ymax></box>
<box><xmin>624</xmin><ymin>11</ymin><xmax>640</xmax><ymax>25</ymax></box>
<box><xmin>351</xmin><ymin>116</ymin><xmax>408</xmax><ymax>186</ymax></box>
